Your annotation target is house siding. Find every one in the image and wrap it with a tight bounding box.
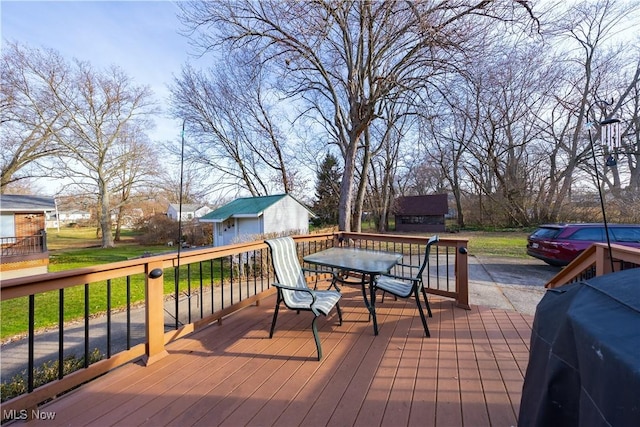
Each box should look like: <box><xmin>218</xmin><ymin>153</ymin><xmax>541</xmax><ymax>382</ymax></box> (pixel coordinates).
<box><xmin>237</xmin><ymin>218</ymin><xmax>262</xmax><ymax>236</ymax></box>
<box><xmin>263</xmin><ymin>197</ymin><xmax>309</xmax><ymax>234</ymax></box>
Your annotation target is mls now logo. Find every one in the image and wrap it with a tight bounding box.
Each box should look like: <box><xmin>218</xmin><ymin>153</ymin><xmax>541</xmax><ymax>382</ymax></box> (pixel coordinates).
<box><xmin>3</xmin><ymin>409</ymin><xmax>56</xmax><ymax>420</ymax></box>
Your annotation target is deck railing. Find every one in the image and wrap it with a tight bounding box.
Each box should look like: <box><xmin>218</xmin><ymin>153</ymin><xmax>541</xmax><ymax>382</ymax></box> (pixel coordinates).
<box><xmin>0</xmin><ymin>232</ymin><xmax>468</xmax><ymax>419</ymax></box>
<box><xmin>545</xmin><ymin>243</ymin><xmax>640</xmax><ymax>289</ymax></box>
<box><xmin>0</xmin><ymin>231</ymin><xmax>47</xmax><ymax>257</ymax></box>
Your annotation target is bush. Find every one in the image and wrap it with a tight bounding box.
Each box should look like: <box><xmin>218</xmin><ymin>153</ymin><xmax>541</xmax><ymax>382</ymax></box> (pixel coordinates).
<box><xmin>134</xmin><ymin>213</ymin><xmax>179</xmax><ymax>245</ymax></box>
<box><xmin>1</xmin><ymin>349</ymin><xmax>103</xmax><ymax>403</ymax></box>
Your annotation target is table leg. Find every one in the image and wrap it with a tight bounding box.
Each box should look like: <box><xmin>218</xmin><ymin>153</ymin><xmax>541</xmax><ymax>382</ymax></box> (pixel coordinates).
<box><xmin>358</xmin><ymin>274</ymin><xmax>378</xmax><ymax>335</ymax></box>
<box><xmin>369</xmin><ymin>276</ymin><xmax>379</xmax><ymax>335</ymax></box>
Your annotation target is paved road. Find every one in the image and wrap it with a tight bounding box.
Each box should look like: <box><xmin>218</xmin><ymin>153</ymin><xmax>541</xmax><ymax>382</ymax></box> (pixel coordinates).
<box><xmin>1</xmin><ymin>255</ymin><xmax>560</xmax><ymax>382</ymax></box>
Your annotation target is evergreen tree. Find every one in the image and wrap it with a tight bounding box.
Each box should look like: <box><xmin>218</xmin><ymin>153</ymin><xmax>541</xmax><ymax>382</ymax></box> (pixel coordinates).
<box><xmin>313</xmin><ymin>153</ymin><xmax>341</xmax><ymax>226</ymax></box>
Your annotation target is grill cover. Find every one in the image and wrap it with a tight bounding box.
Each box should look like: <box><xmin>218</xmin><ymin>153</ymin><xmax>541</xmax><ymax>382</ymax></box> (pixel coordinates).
<box><xmin>519</xmin><ymin>268</ymin><xmax>640</xmax><ymax>427</ymax></box>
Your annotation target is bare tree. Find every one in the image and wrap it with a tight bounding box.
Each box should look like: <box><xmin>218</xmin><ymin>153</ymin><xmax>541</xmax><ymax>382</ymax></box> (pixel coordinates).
<box><xmin>110</xmin><ymin>125</ymin><xmax>159</xmax><ymax>241</ymax></box>
<box><xmin>537</xmin><ymin>0</ymin><xmax>640</xmax><ymax>221</ymax></box>
<box><xmin>366</xmin><ymin>103</ymin><xmax>417</xmax><ymax>232</ymax></box>
<box><xmin>0</xmin><ymin>42</ymin><xmax>67</xmax><ymax>191</ymax></box>
<box><xmin>49</xmin><ymin>61</ymin><xmax>157</xmax><ymax>247</ymax></box>
<box><xmin>178</xmin><ymin>0</ymin><xmax>536</xmax><ymax>231</ymax></box>
<box><xmin>169</xmin><ymin>53</ymin><xmax>301</xmax><ymax>198</ymax></box>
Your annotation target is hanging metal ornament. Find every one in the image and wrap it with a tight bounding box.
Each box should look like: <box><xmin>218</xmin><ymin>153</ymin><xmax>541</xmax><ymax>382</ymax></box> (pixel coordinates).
<box><xmin>601</xmin><ymin>118</ymin><xmax>621</xmax><ymax>152</ymax></box>
<box><xmin>600</xmin><ymin>118</ymin><xmax>620</xmax><ymax>167</ymax></box>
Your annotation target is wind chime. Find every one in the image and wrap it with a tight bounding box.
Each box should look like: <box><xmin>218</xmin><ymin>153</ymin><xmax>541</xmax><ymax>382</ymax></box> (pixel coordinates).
<box><xmin>600</xmin><ymin>118</ymin><xmax>621</xmax><ymax>167</ymax></box>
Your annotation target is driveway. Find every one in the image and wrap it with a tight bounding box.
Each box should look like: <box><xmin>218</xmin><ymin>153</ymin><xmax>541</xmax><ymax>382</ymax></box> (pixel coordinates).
<box><xmin>468</xmin><ymin>255</ymin><xmax>560</xmax><ymax>316</ymax></box>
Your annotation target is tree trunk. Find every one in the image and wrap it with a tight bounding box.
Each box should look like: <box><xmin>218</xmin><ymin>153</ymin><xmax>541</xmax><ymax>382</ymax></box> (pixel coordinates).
<box><xmin>99</xmin><ymin>182</ymin><xmax>114</xmax><ymax>248</ymax></box>
<box><xmin>338</xmin><ymin>134</ymin><xmax>360</xmax><ymax>231</ymax></box>
<box><xmin>352</xmin><ymin>131</ymin><xmax>372</xmax><ymax>233</ymax></box>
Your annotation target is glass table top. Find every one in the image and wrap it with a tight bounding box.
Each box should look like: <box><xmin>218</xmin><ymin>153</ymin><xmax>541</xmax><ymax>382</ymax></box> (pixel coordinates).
<box><xmin>303</xmin><ymin>247</ymin><xmax>403</xmax><ymax>274</ymax></box>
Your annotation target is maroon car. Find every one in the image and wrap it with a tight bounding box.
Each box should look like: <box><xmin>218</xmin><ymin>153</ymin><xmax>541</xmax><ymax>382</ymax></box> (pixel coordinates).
<box><xmin>526</xmin><ymin>223</ymin><xmax>640</xmax><ymax>266</ymax></box>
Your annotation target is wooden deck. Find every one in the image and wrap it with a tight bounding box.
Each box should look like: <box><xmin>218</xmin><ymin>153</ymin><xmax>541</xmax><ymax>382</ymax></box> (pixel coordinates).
<box><xmin>18</xmin><ymin>287</ymin><xmax>533</xmax><ymax>426</ymax></box>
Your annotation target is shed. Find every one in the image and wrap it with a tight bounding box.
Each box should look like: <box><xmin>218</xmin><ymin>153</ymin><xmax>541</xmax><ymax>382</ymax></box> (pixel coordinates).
<box><xmin>200</xmin><ymin>194</ymin><xmax>313</xmax><ymax>246</ymax></box>
<box><xmin>393</xmin><ymin>194</ymin><xmax>448</xmax><ymax>233</ymax></box>
<box><xmin>0</xmin><ymin>194</ymin><xmax>56</xmax><ymax>279</ymax></box>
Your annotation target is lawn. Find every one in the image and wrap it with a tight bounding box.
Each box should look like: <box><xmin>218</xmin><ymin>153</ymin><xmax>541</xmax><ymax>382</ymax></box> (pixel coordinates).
<box><xmin>455</xmin><ymin>230</ymin><xmax>530</xmax><ymax>258</ymax></box>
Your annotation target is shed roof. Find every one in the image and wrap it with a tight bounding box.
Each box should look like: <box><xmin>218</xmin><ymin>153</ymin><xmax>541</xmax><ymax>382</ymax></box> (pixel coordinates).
<box><xmin>200</xmin><ymin>194</ymin><xmax>289</xmax><ymax>222</ymax></box>
<box><xmin>168</xmin><ymin>203</ymin><xmax>207</xmax><ymax>213</ymax></box>
<box><xmin>0</xmin><ymin>194</ymin><xmax>56</xmax><ymax>212</ymax></box>
<box><xmin>392</xmin><ymin>194</ymin><xmax>448</xmax><ymax>216</ymax></box>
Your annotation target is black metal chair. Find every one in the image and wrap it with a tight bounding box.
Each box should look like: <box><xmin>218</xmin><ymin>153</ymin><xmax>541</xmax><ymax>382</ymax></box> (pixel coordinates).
<box><xmin>265</xmin><ymin>236</ymin><xmax>342</xmax><ymax>361</ymax></box>
<box><xmin>373</xmin><ymin>235</ymin><xmax>439</xmax><ymax>337</ymax></box>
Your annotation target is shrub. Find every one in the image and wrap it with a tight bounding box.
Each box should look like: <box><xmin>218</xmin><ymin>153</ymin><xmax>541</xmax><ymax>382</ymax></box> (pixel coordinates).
<box><xmin>1</xmin><ymin>349</ymin><xmax>103</xmax><ymax>403</ymax></box>
<box><xmin>134</xmin><ymin>213</ymin><xmax>179</xmax><ymax>245</ymax></box>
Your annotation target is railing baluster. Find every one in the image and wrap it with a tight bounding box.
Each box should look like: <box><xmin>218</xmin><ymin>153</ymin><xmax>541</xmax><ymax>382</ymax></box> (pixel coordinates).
<box><xmin>199</xmin><ymin>262</ymin><xmax>204</xmax><ymax>319</ymax></box>
<box><xmin>58</xmin><ymin>288</ymin><xmax>64</xmax><ymax>380</ymax></box>
<box><xmin>28</xmin><ymin>294</ymin><xmax>35</xmax><ymax>392</ymax></box>
<box><xmin>84</xmin><ymin>283</ymin><xmax>89</xmax><ymax>368</ymax></box>
<box><xmin>445</xmin><ymin>247</ymin><xmax>451</xmax><ymax>292</ymax></box>
<box><xmin>126</xmin><ymin>276</ymin><xmax>131</xmax><ymax>350</ymax></box>
<box><xmin>230</xmin><ymin>255</ymin><xmax>234</xmax><ymax>304</ymax></box>
<box><xmin>174</xmin><ymin>266</ymin><xmax>180</xmax><ymax>330</ymax></box>
<box><xmin>187</xmin><ymin>264</ymin><xmax>192</xmax><ymax>324</ymax></box>
<box><xmin>253</xmin><ymin>250</ymin><xmax>258</xmax><ymax>295</ymax></box>
<box><xmin>220</xmin><ymin>258</ymin><xmax>225</xmax><ymax>309</ymax></box>
<box><xmin>210</xmin><ymin>259</ymin><xmax>215</xmax><ymax>314</ymax></box>
<box><xmin>106</xmin><ymin>279</ymin><xmax>111</xmax><ymax>358</ymax></box>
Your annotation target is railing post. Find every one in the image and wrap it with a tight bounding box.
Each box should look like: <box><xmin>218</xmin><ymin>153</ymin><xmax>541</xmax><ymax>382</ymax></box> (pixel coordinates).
<box><xmin>144</xmin><ymin>261</ymin><xmax>168</xmax><ymax>365</ymax></box>
<box><xmin>455</xmin><ymin>243</ymin><xmax>470</xmax><ymax>309</ymax></box>
<box><xmin>595</xmin><ymin>245</ymin><xmax>613</xmax><ymax>276</ymax></box>
<box><xmin>40</xmin><ymin>229</ymin><xmax>47</xmax><ymax>252</ymax></box>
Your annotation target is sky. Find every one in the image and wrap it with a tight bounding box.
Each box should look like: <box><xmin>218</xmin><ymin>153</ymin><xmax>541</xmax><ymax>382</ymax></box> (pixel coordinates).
<box><xmin>1</xmin><ymin>0</ymin><xmax>203</xmax><ymax>151</ymax></box>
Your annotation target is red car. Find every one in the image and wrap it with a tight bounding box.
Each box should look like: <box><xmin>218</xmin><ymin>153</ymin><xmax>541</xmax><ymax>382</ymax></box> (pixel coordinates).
<box><xmin>526</xmin><ymin>223</ymin><xmax>640</xmax><ymax>266</ymax></box>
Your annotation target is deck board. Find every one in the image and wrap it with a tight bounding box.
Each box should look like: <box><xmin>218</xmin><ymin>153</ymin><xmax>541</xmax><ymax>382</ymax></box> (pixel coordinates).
<box><xmin>17</xmin><ymin>287</ymin><xmax>533</xmax><ymax>427</ymax></box>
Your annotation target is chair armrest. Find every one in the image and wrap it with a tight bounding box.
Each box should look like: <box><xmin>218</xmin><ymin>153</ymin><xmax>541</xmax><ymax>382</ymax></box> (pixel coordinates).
<box><xmin>272</xmin><ymin>282</ymin><xmax>315</xmax><ymax>294</ymax></box>
<box><xmin>377</xmin><ymin>273</ymin><xmax>418</xmax><ymax>283</ymax></box>
<box><xmin>396</xmin><ymin>263</ymin><xmax>419</xmax><ymax>269</ymax></box>
<box><xmin>302</xmin><ymin>267</ymin><xmax>336</xmax><ymax>277</ymax></box>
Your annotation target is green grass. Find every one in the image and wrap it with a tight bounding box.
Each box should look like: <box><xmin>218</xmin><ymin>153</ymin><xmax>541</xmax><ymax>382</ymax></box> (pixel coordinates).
<box><xmin>359</xmin><ymin>221</ymin><xmax>531</xmax><ymax>258</ymax></box>
<box><xmin>456</xmin><ymin>231</ymin><xmax>530</xmax><ymax>258</ymax></box>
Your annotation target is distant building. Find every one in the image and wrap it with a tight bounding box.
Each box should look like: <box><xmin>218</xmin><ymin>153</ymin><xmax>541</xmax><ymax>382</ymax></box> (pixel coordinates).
<box><xmin>0</xmin><ymin>194</ymin><xmax>56</xmax><ymax>279</ymax></box>
<box><xmin>200</xmin><ymin>194</ymin><xmax>313</xmax><ymax>246</ymax></box>
<box><xmin>58</xmin><ymin>210</ymin><xmax>91</xmax><ymax>222</ymax></box>
<box><xmin>166</xmin><ymin>203</ymin><xmax>213</xmax><ymax>221</ymax></box>
<box><xmin>392</xmin><ymin>194</ymin><xmax>448</xmax><ymax>233</ymax></box>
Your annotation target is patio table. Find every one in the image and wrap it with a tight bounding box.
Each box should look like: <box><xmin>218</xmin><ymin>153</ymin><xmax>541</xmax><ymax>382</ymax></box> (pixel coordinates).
<box><xmin>303</xmin><ymin>247</ymin><xmax>403</xmax><ymax>335</ymax></box>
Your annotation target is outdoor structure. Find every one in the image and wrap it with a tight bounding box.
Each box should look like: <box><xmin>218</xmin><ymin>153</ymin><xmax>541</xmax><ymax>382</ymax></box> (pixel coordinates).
<box><xmin>166</xmin><ymin>203</ymin><xmax>212</xmax><ymax>221</ymax></box>
<box><xmin>47</xmin><ymin>210</ymin><xmax>92</xmax><ymax>228</ymax></box>
<box><xmin>200</xmin><ymin>194</ymin><xmax>313</xmax><ymax>246</ymax></box>
<box><xmin>392</xmin><ymin>194</ymin><xmax>448</xmax><ymax>233</ymax></box>
<box><xmin>0</xmin><ymin>194</ymin><xmax>56</xmax><ymax>279</ymax></box>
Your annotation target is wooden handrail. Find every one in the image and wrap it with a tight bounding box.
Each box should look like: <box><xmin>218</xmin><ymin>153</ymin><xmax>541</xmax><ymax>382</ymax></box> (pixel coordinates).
<box><xmin>546</xmin><ymin>243</ymin><xmax>640</xmax><ymax>289</ymax></box>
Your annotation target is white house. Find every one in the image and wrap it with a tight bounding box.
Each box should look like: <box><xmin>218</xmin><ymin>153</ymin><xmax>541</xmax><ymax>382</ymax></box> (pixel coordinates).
<box><xmin>199</xmin><ymin>194</ymin><xmax>313</xmax><ymax>247</ymax></box>
<box><xmin>166</xmin><ymin>203</ymin><xmax>213</xmax><ymax>221</ymax></box>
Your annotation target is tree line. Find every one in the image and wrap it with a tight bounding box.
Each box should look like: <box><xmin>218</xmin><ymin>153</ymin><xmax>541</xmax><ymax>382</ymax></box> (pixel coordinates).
<box><xmin>2</xmin><ymin>0</ymin><xmax>639</xmax><ymax>244</ymax></box>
